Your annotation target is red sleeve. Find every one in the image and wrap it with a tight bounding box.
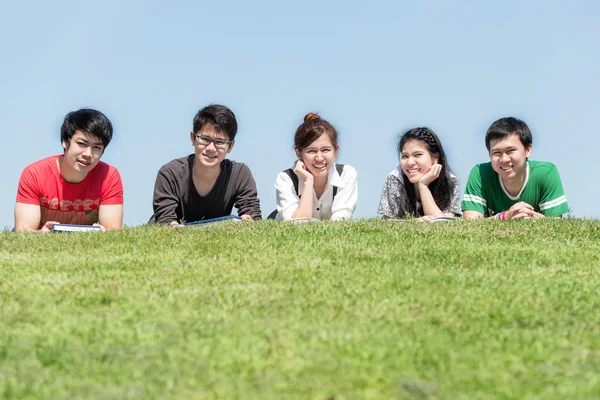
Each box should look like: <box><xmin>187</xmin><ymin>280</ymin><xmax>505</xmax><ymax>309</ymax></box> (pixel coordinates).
<box><xmin>100</xmin><ymin>167</ymin><xmax>124</xmax><ymax>205</ymax></box>
<box><xmin>16</xmin><ymin>165</ymin><xmax>42</xmax><ymax>205</ymax></box>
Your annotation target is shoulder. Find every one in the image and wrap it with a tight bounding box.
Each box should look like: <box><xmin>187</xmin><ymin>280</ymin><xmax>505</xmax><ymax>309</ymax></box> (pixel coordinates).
<box><xmin>529</xmin><ymin>160</ymin><xmax>559</xmax><ymax>174</ymax></box>
<box><xmin>380</xmin><ymin>167</ymin><xmax>405</xmax><ymax>194</ymax></box>
<box><xmin>158</xmin><ymin>155</ymin><xmax>192</xmax><ymax>175</ymax></box>
<box><xmin>467</xmin><ymin>162</ymin><xmax>495</xmax><ymax>178</ymax></box>
<box><xmin>228</xmin><ymin>159</ymin><xmax>249</xmax><ymax>173</ymax></box>
<box><xmin>227</xmin><ymin>159</ymin><xmax>257</xmax><ymax>181</ymax></box>
<box><xmin>19</xmin><ymin>156</ymin><xmax>61</xmax><ymax>188</ymax></box>
<box><xmin>92</xmin><ymin>160</ymin><xmax>119</xmax><ymax>175</ymax></box>
<box><xmin>22</xmin><ymin>155</ymin><xmax>60</xmax><ymax>173</ymax></box>
<box><xmin>339</xmin><ymin>164</ymin><xmax>357</xmax><ymax>179</ymax></box>
<box><xmin>384</xmin><ymin>166</ymin><xmax>404</xmax><ymax>184</ymax></box>
<box><xmin>448</xmin><ymin>171</ymin><xmax>460</xmax><ymax>185</ymax></box>
<box><xmin>275</xmin><ymin>168</ymin><xmax>295</xmax><ymax>185</ymax></box>
<box><xmin>472</xmin><ymin>162</ymin><xmax>494</xmax><ymax>173</ymax></box>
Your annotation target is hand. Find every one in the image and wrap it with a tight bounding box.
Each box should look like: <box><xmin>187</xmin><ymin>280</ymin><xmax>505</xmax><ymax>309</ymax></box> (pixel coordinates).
<box><xmin>240</xmin><ymin>214</ymin><xmax>254</xmax><ymax>222</ymax></box>
<box><xmin>169</xmin><ymin>220</ymin><xmax>184</xmax><ymax>228</ymax></box>
<box><xmin>93</xmin><ymin>223</ymin><xmax>107</xmax><ymax>232</ymax></box>
<box><xmin>505</xmin><ymin>202</ymin><xmax>540</xmax><ymax>220</ymax></box>
<box><xmin>417</xmin><ymin>215</ymin><xmax>435</xmax><ymax>223</ymax></box>
<box><xmin>293</xmin><ymin>160</ymin><xmax>314</xmax><ymax>183</ymax></box>
<box><xmin>40</xmin><ymin>220</ymin><xmax>60</xmax><ymax>232</ymax></box>
<box><xmin>418</xmin><ymin>163</ymin><xmax>442</xmax><ymax>186</ymax></box>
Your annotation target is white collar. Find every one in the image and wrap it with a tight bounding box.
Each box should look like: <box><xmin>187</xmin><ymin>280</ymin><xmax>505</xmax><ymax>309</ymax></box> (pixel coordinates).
<box><xmin>297</xmin><ymin>164</ymin><xmax>345</xmax><ymax>194</ymax></box>
<box><xmin>499</xmin><ymin>161</ymin><xmax>529</xmax><ymax>200</ymax></box>
<box><xmin>328</xmin><ymin>164</ymin><xmax>345</xmax><ymax>188</ymax></box>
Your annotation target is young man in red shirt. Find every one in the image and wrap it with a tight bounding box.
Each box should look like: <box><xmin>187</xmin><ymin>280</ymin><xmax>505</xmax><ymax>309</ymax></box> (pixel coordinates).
<box><xmin>14</xmin><ymin>108</ymin><xmax>123</xmax><ymax>232</ymax></box>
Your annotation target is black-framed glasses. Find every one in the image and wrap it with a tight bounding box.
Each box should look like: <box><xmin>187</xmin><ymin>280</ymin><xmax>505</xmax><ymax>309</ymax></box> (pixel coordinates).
<box><xmin>194</xmin><ymin>134</ymin><xmax>232</xmax><ymax>149</ymax></box>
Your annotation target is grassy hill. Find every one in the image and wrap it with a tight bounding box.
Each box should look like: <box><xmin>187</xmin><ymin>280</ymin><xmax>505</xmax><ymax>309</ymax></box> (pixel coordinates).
<box><xmin>1</xmin><ymin>219</ymin><xmax>599</xmax><ymax>399</ymax></box>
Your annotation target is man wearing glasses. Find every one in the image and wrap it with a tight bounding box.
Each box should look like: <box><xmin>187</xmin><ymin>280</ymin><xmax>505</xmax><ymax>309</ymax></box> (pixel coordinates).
<box><xmin>152</xmin><ymin>104</ymin><xmax>262</xmax><ymax>225</ymax></box>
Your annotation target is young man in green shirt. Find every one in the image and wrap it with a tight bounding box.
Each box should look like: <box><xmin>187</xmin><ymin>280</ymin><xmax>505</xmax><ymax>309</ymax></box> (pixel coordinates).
<box><xmin>462</xmin><ymin>117</ymin><xmax>568</xmax><ymax>220</ymax></box>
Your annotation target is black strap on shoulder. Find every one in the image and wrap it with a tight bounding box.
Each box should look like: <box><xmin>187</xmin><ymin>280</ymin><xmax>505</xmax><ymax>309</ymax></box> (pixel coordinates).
<box><xmin>285</xmin><ymin>164</ymin><xmax>344</xmax><ymax>197</ymax></box>
<box><xmin>267</xmin><ymin>169</ymin><xmax>299</xmax><ymax>220</ymax></box>
<box><xmin>269</xmin><ymin>164</ymin><xmax>346</xmax><ymax>219</ymax></box>
<box><xmin>332</xmin><ymin>164</ymin><xmax>344</xmax><ymax>198</ymax></box>
<box><xmin>284</xmin><ymin>168</ymin><xmax>299</xmax><ymax>196</ymax></box>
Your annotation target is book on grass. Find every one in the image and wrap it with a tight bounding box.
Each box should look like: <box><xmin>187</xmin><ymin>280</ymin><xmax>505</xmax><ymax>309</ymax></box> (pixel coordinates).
<box><xmin>292</xmin><ymin>217</ymin><xmax>321</xmax><ymax>224</ymax></box>
<box><xmin>182</xmin><ymin>215</ymin><xmax>242</xmax><ymax>226</ymax></box>
<box><xmin>431</xmin><ymin>216</ymin><xmax>455</xmax><ymax>223</ymax></box>
<box><xmin>387</xmin><ymin>216</ymin><xmax>456</xmax><ymax>223</ymax></box>
<box><xmin>52</xmin><ymin>224</ymin><xmax>102</xmax><ymax>232</ymax></box>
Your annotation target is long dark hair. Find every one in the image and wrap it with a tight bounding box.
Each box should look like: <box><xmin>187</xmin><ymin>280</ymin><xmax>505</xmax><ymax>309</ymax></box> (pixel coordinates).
<box><xmin>396</xmin><ymin>127</ymin><xmax>456</xmax><ymax>217</ymax></box>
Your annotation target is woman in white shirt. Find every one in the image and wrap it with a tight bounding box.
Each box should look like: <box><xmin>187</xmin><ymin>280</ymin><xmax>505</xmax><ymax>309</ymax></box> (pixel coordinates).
<box><xmin>274</xmin><ymin>113</ymin><xmax>358</xmax><ymax>221</ymax></box>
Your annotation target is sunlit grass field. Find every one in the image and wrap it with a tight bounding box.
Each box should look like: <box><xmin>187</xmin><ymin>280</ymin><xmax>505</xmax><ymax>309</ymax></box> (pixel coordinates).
<box><xmin>1</xmin><ymin>219</ymin><xmax>599</xmax><ymax>399</ymax></box>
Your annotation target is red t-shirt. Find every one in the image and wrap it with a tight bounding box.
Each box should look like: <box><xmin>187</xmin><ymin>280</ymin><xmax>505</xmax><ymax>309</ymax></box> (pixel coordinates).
<box><xmin>16</xmin><ymin>155</ymin><xmax>124</xmax><ymax>228</ymax></box>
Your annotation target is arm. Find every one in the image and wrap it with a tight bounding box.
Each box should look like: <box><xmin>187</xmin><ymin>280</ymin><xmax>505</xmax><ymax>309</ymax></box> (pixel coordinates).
<box><xmin>330</xmin><ymin>165</ymin><xmax>357</xmax><ymax>221</ymax></box>
<box><xmin>465</xmin><ymin>203</ymin><xmax>540</xmax><ymax>221</ymax></box>
<box><xmin>14</xmin><ymin>202</ymin><xmax>58</xmax><ymax>232</ymax></box>
<box><xmin>275</xmin><ymin>163</ymin><xmax>312</xmax><ymax>221</ymax></box>
<box><xmin>234</xmin><ymin>164</ymin><xmax>262</xmax><ymax>220</ymax></box>
<box><xmin>538</xmin><ymin>164</ymin><xmax>569</xmax><ymax>217</ymax></box>
<box><xmin>291</xmin><ymin>161</ymin><xmax>314</xmax><ymax>220</ymax></box>
<box><xmin>441</xmin><ymin>174</ymin><xmax>463</xmax><ymax>218</ymax></box>
<box><xmin>462</xmin><ymin>165</ymin><xmax>488</xmax><ymax>220</ymax></box>
<box><xmin>153</xmin><ymin>167</ymin><xmax>181</xmax><ymax>225</ymax></box>
<box><xmin>98</xmin><ymin>204</ymin><xmax>123</xmax><ymax>229</ymax></box>
<box><xmin>418</xmin><ymin>163</ymin><xmax>445</xmax><ymax>218</ymax></box>
<box><xmin>464</xmin><ymin>210</ymin><xmax>484</xmax><ymax>220</ymax></box>
<box><xmin>98</xmin><ymin>167</ymin><xmax>124</xmax><ymax>229</ymax></box>
<box><xmin>14</xmin><ymin>165</ymin><xmax>58</xmax><ymax>232</ymax></box>
<box><xmin>377</xmin><ymin>172</ymin><xmax>405</xmax><ymax>219</ymax></box>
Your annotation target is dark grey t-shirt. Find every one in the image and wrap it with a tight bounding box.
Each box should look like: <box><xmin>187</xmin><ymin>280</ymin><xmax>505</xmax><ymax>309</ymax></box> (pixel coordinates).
<box><xmin>153</xmin><ymin>155</ymin><xmax>262</xmax><ymax>223</ymax></box>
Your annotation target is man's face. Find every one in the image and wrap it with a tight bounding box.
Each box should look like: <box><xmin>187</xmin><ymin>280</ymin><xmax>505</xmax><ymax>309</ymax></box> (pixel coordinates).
<box><xmin>489</xmin><ymin>133</ymin><xmax>531</xmax><ymax>181</ymax></box>
<box><xmin>62</xmin><ymin>130</ymin><xmax>104</xmax><ymax>177</ymax></box>
<box><xmin>190</xmin><ymin>125</ymin><xmax>234</xmax><ymax>168</ymax></box>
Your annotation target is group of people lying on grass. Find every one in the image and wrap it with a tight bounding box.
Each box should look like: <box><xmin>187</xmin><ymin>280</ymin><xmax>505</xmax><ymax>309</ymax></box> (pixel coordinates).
<box><xmin>13</xmin><ymin>105</ymin><xmax>568</xmax><ymax>232</ymax></box>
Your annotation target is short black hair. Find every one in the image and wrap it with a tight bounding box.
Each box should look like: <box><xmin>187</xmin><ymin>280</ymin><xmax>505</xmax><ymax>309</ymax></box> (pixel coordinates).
<box><xmin>193</xmin><ymin>104</ymin><xmax>238</xmax><ymax>140</ymax></box>
<box><xmin>61</xmin><ymin>108</ymin><xmax>113</xmax><ymax>148</ymax></box>
<box><xmin>485</xmin><ymin>117</ymin><xmax>532</xmax><ymax>151</ymax></box>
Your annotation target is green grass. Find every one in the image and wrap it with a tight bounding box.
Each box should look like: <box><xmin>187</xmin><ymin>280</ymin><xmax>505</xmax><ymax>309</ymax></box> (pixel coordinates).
<box><xmin>1</xmin><ymin>219</ymin><xmax>600</xmax><ymax>399</ymax></box>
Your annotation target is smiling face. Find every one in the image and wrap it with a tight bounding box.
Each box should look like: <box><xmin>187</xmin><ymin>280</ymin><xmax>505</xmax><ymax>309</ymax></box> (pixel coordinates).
<box><xmin>400</xmin><ymin>140</ymin><xmax>438</xmax><ymax>183</ymax></box>
<box><xmin>190</xmin><ymin>124</ymin><xmax>234</xmax><ymax>168</ymax></box>
<box><xmin>489</xmin><ymin>133</ymin><xmax>531</xmax><ymax>182</ymax></box>
<box><xmin>61</xmin><ymin>130</ymin><xmax>104</xmax><ymax>182</ymax></box>
<box><xmin>296</xmin><ymin>134</ymin><xmax>338</xmax><ymax>179</ymax></box>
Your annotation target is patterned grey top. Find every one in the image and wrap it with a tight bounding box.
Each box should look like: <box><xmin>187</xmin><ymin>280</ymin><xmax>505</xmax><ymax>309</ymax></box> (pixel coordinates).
<box><xmin>377</xmin><ymin>167</ymin><xmax>462</xmax><ymax>218</ymax></box>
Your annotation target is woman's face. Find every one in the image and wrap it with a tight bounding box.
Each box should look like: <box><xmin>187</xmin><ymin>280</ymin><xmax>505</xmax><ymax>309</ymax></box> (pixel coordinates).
<box><xmin>400</xmin><ymin>140</ymin><xmax>438</xmax><ymax>183</ymax></box>
<box><xmin>296</xmin><ymin>134</ymin><xmax>338</xmax><ymax>178</ymax></box>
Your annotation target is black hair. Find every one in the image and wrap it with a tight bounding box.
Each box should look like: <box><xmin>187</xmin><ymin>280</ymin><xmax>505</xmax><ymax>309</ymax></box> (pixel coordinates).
<box><xmin>395</xmin><ymin>127</ymin><xmax>456</xmax><ymax>217</ymax></box>
<box><xmin>485</xmin><ymin>117</ymin><xmax>532</xmax><ymax>151</ymax></box>
<box><xmin>193</xmin><ymin>104</ymin><xmax>238</xmax><ymax>140</ymax></box>
<box><xmin>61</xmin><ymin>108</ymin><xmax>113</xmax><ymax>148</ymax></box>
<box><xmin>294</xmin><ymin>112</ymin><xmax>339</xmax><ymax>152</ymax></box>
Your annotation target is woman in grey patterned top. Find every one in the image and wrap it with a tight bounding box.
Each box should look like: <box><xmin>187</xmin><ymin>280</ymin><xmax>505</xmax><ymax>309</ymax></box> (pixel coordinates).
<box><xmin>378</xmin><ymin>127</ymin><xmax>461</xmax><ymax>221</ymax></box>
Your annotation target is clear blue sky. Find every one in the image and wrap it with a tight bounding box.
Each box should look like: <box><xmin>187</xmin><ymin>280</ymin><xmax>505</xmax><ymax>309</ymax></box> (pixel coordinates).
<box><xmin>1</xmin><ymin>0</ymin><xmax>598</xmax><ymax>228</ymax></box>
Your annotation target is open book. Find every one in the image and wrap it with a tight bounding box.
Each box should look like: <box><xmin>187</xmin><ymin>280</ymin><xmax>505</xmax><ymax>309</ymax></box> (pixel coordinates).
<box><xmin>52</xmin><ymin>224</ymin><xmax>102</xmax><ymax>232</ymax></box>
<box><xmin>388</xmin><ymin>216</ymin><xmax>456</xmax><ymax>223</ymax></box>
<box><xmin>431</xmin><ymin>216</ymin><xmax>455</xmax><ymax>223</ymax></box>
<box><xmin>181</xmin><ymin>215</ymin><xmax>242</xmax><ymax>227</ymax></box>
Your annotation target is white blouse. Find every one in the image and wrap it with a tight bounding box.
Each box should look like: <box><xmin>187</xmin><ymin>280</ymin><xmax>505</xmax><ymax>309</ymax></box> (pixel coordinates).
<box><xmin>275</xmin><ymin>164</ymin><xmax>358</xmax><ymax>221</ymax></box>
